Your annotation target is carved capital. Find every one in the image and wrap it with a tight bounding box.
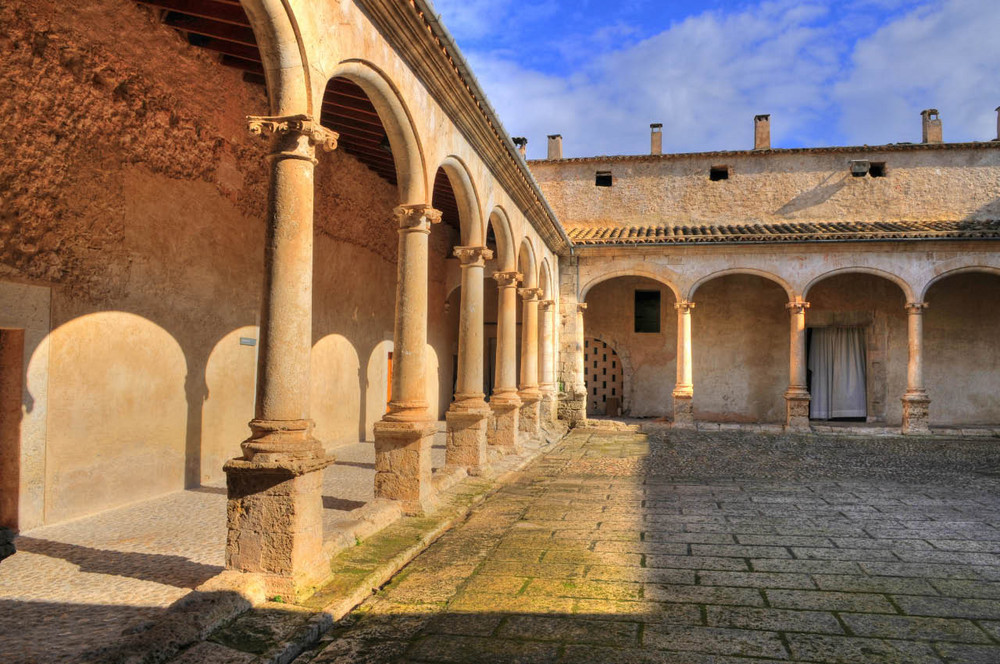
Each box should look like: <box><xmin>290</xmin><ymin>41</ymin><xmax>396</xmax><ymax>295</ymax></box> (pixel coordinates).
<box><xmin>905</xmin><ymin>302</ymin><xmax>929</xmax><ymax>314</ymax></box>
<box><xmin>786</xmin><ymin>299</ymin><xmax>811</xmax><ymax>315</ymax></box>
<box><xmin>247</xmin><ymin>114</ymin><xmax>339</xmax><ymax>152</ymax></box>
<box><xmin>518</xmin><ymin>287</ymin><xmax>543</xmax><ymax>301</ymax></box>
<box><xmin>576</xmin><ymin>303</ymin><xmax>588</xmax><ymax>313</ymax></box>
<box><xmin>493</xmin><ymin>271</ymin><xmax>522</xmax><ymax>288</ymax></box>
<box><xmin>539</xmin><ymin>299</ymin><xmax>556</xmax><ymax>311</ymax></box>
<box><xmin>675</xmin><ymin>300</ymin><xmax>695</xmax><ymax>313</ymax></box>
<box><xmin>394</xmin><ymin>205</ymin><xmax>442</xmax><ymax>233</ymax></box>
<box><xmin>453</xmin><ymin>245</ymin><xmax>493</xmax><ymax>267</ymax></box>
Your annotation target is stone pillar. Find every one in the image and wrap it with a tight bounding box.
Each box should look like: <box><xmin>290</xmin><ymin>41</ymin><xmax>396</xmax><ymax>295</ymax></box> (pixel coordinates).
<box><xmin>490</xmin><ymin>271</ymin><xmax>522</xmax><ymax>452</ymax></box>
<box><xmin>372</xmin><ymin>204</ymin><xmax>441</xmax><ymax>514</ymax></box>
<box><xmin>902</xmin><ymin>302</ymin><xmax>931</xmax><ymax>435</ymax></box>
<box><xmin>784</xmin><ymin>298</ymin><xmax>811</xmax><ymax>432</ymax></box>
<box><xmin>558</xmin><ymin>302</ymin><xmax>588</xmax><ymax>424</ymax></box>
<box><xmin>224</xmin><ymin>114</ymin><xmax>338</xmax><ymax>598</ymax></box>
<box><xmin>538</xmin><ymin>299</ymin><xmax>557</xmax><ymax>424</ymax></box>
<box><xmin>445</xmin><ymin>246</ymin><xmax>493</xmax><ymax>475</ymax></box>
<box><xmin>518</xmin><ymin>287</ymin><xmax>543</xmax><ymax>438</ymax></box>
<box><xmin>673</xmin><ymin>300</ymin><xmax>695</xmax><ymax>428</ymax></box>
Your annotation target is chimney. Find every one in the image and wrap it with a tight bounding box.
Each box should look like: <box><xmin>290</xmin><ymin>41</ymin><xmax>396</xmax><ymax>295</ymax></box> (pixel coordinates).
<box><xmin>512</xmin><ymin>137</ymin><xmax>528</xmax><ymax>158</ymax></box>
<box><xmin>995</xmin><ymin>106</ymin><xmax>1000</xmax><ymax>141</ymax></box>
<box><xmin>754</xmin><ymin>114</ymin><xmax>771</xmax><ymax>150</ymax></box>
<box><xmin>650</xmin><ymin>123</ymin><xmax>663</xmax><ymax>155</ymax></box>
<box><xmin>547</xmin><ymin>134</ymin><xmax>563</xmax><ymax>160</ymax></box>
<box><xmin>921</xmin><ymin>109</ymin><xmax>942</xmax><ymax>144</ymax></box>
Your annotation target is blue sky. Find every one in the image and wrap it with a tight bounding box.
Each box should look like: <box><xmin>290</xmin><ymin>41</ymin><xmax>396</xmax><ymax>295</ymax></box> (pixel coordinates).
<box><xmin>429</xmin><ymin>0</ymin><xmax>1000</xmax><ymax>159</ymax></box>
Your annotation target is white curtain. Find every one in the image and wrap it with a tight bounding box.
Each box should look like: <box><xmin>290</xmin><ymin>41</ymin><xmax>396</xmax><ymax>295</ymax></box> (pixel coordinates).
<box><xmin>809</xmin><ymin>327</ymin><xmax>867</xmax><ymax>420</ymax></box>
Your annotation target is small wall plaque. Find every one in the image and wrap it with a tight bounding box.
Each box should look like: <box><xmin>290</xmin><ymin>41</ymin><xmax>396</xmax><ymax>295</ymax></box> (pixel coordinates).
<box><xmin>240</xmin><ymin>337</ymin><xmax>257</xmax><ymax>346</ymax></box>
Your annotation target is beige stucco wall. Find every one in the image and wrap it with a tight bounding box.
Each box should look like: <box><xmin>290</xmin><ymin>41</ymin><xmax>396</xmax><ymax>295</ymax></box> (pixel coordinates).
<box><xmin>583</xmin><ymin>277</ymin><xmax>676</xmax><ymax>417</ymax></box>
<box><xmin>530</xmin><ymin>145</ymin><xmax>1000</xmax><ymax>228</ymax></box>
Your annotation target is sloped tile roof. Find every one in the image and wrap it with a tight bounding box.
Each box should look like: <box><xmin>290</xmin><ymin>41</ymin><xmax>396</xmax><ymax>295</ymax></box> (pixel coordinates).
<box><xmin>566</xmin><ymin>219</ymin><xmax>1000</xmax><ymax>246</ymax></box>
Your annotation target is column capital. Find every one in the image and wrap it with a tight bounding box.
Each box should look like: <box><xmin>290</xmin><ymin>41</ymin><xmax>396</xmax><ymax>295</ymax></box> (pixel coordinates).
<box><xmin>905</xmin><ymin>301</ymin><xmax>929</xmax><ymax>314</ymax></box>
<box><xmin>247</xmin><ymin>114</ymin><xmax>339</xmax><ymax>154</ymax></box>
<box><xmin>493</xmin><ymin>271</ymin><xmax>522</xmax><ymax>288</ymax></box>
<box><xmin>786</xmin><ymin>299</ymin><xmax>811</xmax><ymax>314</ymax></box>
<box><xmin>518</xmin><ymin>287</ymin><xmax>543</xmax><ymax>301</ymax></box>
<box><xmin>539</xmin><ymin>299</ymin><xmax>556</xmax><ymax>311</ymax></box>
<box><xmin>394</xmin><ymin>204</ymin><xmax>442</xmax><ymax>233</ymax></box>
<box><xmin>675</xmin><ymin>300</ymin><xmax>695</xmax><ymax>312</ymax></box>
<box><xmin>453</xmin><ymin>245</ymin><xmax>493</xmax><ymax>267</ymax></box>
<box><xmin>576</xmin><ymin>302</ymin><xmax>588</xmax><ymax>313</ymax></box>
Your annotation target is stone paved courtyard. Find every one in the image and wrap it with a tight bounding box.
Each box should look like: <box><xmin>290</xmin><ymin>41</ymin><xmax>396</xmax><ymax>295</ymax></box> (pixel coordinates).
<box><xmin>302</xmin><ymin>427</ymin><xmax>1000</xmax><ymax>663</ymax></box>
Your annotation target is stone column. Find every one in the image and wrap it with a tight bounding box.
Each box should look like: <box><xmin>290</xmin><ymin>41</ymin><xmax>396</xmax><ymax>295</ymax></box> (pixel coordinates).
<box><xmin>538</xmin><ymin>299</ymin><xmax>557</xmax><ymax>424</ymax></box>
<box><xmin>902</xmin><ymin>302</ymin><xmax>931</xmax><ymax>435</ymax></box>
<box><xmin>445</xmin><ymin>246</ymin><xmax>493</xmax><ymax>474</ymax></box>
<box><xmin>784</xmin><ymin>298</ymin><xmax>811</xmax><ymax>432</ymax></box>
<box><xmin>224</xmin><ymin>114</ymin><xmax>338</xmax><ymax>599</ymax></box>
<box><xmin>490</xmin><ymin>271</ymin><xmax>522</xmax><ymax>452</ymax></box>
<box><xmin>372</xmin><ymin>204</ymin><xmax>441</xmax><ymax>514</ymax></box>
<box><xmin>518</xmin><ymin>287</ymin><xmax>543</xmax><ymax>438</ymax></box>
<box><xmin>558</xmin><ymin>302</ymin><xmax>588</xmax><ymax>424</ymax></box>
<box><xmin>673</xmin><ymin>300</ymin><xmax>695</xmax><ymax>428</ymax></box>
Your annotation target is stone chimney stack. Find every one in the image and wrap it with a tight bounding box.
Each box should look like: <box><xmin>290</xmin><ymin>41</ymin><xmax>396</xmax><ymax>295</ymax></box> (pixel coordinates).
<box><xmin>650</xmin><ymin>123</ymin><xmax>663</xmax><ymax>155</ymax></box>
<box><xmin>995</xmin><ymin>106</ymin><xmax>1000</xmax><ymax>141</ymax></box>
<box><xmin>547</xmin><ymin>134</ymin><xmax>563</xmax><ymax>160</ymax></box>
<box><xmin>513</xmin><ymin>137</ymin><xmax>527</xmax><ymax>158</ymax></box>
<box><xmin>921</xmin><ymin>109</ymin><xmax>942</xmax><ymax>144</ymax></box>
<box><xmin>754</xmin><ymin>114</ymin><xmax>771</xmax><ymax>150</ymax></box>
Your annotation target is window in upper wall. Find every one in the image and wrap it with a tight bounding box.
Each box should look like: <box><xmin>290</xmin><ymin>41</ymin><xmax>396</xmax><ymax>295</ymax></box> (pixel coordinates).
<box><xmin>634</xmin><ymin>290</ymin><xmax>661</xmax><ymax>333</ymax></box>
<box><xmin>595</xmin><ymin>171</ymin><xmax>613</xmax><ymax>187</ymax></box>
<box><xmin>710</xmin><ymin>165</ymin><xmax>730</xmax><ymax>181</ymax></box>
<box><xmin>869</xmin><ymin>162</ymin><xmax>887</xmax><ymax>177</ymax></box>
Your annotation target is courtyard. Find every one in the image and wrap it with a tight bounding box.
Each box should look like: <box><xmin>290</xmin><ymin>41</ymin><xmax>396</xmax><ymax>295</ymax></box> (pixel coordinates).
<box><xmin>298</xmin><ymin>426</ymin><xmax>1000</xmax><ymax>663</ymax></box>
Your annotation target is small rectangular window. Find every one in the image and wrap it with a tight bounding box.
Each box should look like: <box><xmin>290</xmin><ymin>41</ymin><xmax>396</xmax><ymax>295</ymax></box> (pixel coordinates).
<box><xmin>710</xmin><ymin>165</ymin><xmax>730</xmax><ymax>181</ymax></box>
<box><xmin>634</xmin><ymin>290</ymin><xmax>661</xmax><ymax>333</ymax></box>
<box><xmin>869</xmin><ymin>162</ymin><xmax>886</xmax><ymax>178</ymax></box>
<box><xmin>595</xmin><ymin>171</ymin><xmax>613</xmax><ymax>187</ymax></box>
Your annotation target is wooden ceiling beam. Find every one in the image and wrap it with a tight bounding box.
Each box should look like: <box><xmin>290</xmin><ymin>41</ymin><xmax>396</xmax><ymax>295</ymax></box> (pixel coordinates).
<box><xmin>164</xmin><ymin>13</ymin><xmax>257</xmax><ymax>46</ymax></box>
<box><xmin>137</xmin><ymin>0</ymin><xmax>251</xmax><ymax>27</ymax></box>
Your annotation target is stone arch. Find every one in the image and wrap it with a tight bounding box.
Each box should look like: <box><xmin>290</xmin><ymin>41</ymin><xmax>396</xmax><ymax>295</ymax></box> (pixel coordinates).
<box><xmin>919</xmin><ymin>265</ymin><xmax>1000</xmax><ymax>301</ymax></box>
<box><xmin>580</xmin><ymin>270</ymin><xmax>682</xmax><ymax>302</ymax></box>
<box><xmin>239</xmin><ymin>0</ymin><xmax>313</xmax><ymax>115</ymax></box>
<box><xmin>487</xmin><ymin>207</ymin><xmax>516</xmax><ymax>271</ymax></box>
<box><xmin>435</xmin><ymin>156</ymin><xmax>483</xmax><ymax>246</ymax></box>
<box><xmin>539</xmin><ymin>257</ymin><xmax>554</xmax><ymax>299</ymax></box>
<box><xmin>804</xmin><ymin>267</ymin><xmax>914</xmax><ymax>302</ymax></box>
<box><xmin>326</xmin><ymin>60</ymin><xmax>427</xmax><ymax>205</ymax></box>
<box><xmin>689</xmin><ymin>268</ymin><xmax>795</xmax><ymax>301</ymax></box>
<box><xmin>518</xmin><ymin>239</ymin><xmax>537</xmax><ymax>288</ymax></box>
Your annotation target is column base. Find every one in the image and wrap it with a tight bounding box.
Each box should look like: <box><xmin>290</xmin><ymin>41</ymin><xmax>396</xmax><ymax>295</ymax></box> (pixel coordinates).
<box><xmin>373</xmin><ymin>420</ymin><xmax>437</xmax><ymax>515</ymax></box>
<box><xmin>489</xmin><ymin>394</ymin><xmax>521</xmax><ymax>454</ymax></box>
<box><xmin>557</xmin><ymin>386</ymin><xmax>587</xmax><ymax>426</ymax></box>
<box><xmin>519</xmin><ymin>392</ymin><xmax>542</xmax><ymax>438</ymax></box>
<box><xmin>672</xmin><ymin>391</ymin><xmax>695</xmax><ymax>429</ymax></box>
<box><xmin>539</xmin><ymin>391</ymin><xmax>557</xmax><ymax>425</ymax></box>
<box><xmin>784</xmin><ymin>389</ymin><xmax>812</xmax><ymax>433</ymax></box>
<box><xmin>224</xmin><ymin>455</ymin><xmax>333</xmax><ymax>600</ymax></box>
<box><xmin>445</xmin><ymin>404</ymin><xmax>490</xmax><ymax>475</ymax></box>
<box><xmin>902</xmin><ymin>393</ymin><xmax>931</xmax><ymax>435</ymax></box>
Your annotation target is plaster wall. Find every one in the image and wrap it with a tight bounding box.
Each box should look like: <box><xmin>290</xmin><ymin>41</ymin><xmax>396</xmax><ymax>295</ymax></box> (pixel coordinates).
<box><xmin>583</xmin><ymin>277</ymin><xmax>676</xmax><ymax>417</ymax></box>
<box><xmin>530</xmin><ymin>145</ymin><xmax>1000</xmax><ymax>228</ymax></box>
<box><xmin>692</xmin><ymin>276</ymin><xmax>788</xmax><ymax>423</ymax></box>
<box><xmin>924</xmin><ymin>274</ymin><xmax>1000</xmax><ymax>425</ymax></box>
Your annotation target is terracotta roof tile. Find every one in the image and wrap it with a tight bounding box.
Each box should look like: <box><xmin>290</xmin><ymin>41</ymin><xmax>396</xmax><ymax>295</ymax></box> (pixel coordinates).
<box><xmin>565</xmin><ymin>219</ymin><xmax>1000</xmax><ymax>246</ymax></box>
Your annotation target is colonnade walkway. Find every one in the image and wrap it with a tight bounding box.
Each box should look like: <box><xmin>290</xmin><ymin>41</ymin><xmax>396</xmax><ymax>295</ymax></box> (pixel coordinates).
<box><xmin>0</xmin><ymin>434</ymin><xmax>450</xmax><ymax>663</ymax></box>
<box><xmin>298</xmin><ymin>426</ymin><xmax>1000</xmax><ymax>663</ymax></box>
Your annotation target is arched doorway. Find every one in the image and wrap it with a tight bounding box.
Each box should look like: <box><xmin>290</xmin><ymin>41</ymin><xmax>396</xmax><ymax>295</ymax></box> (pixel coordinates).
<box><xmin>585</xmin><ymin>338</ymin><xmax>623</xmax><ymax>417</ymax></box>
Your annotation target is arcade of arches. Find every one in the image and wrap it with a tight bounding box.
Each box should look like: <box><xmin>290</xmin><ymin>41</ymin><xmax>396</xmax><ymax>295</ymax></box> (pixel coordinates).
<box><xmin>1</xmin><ymin>0</ymin><xmax>998</xmax><ymax>602</ymax></box>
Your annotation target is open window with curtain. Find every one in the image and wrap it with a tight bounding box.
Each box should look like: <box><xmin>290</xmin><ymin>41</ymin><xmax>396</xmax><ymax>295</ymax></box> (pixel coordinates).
<box><xmin>808</xmin><ymin>327</ymin><xmax>867</xmax><ymax>420</ymax></box>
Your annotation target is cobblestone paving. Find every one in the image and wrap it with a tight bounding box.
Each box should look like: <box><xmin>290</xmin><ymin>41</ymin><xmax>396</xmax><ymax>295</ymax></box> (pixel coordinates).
<box><xmin>303</xmin><ymin>428</ymin><xmax>1000</xmax><ymax>663</ymax></box>
<box><xmin>0</xmin><ymin>437</ymin><xmax>447</xmax><ymax>664</ymax></box>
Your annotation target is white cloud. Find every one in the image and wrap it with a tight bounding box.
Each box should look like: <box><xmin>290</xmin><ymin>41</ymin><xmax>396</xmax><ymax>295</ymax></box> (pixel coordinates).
<box><xmin>455</xmin><ymin>0</ymin><xmax>999</xmax><ymax>158</ymax></box>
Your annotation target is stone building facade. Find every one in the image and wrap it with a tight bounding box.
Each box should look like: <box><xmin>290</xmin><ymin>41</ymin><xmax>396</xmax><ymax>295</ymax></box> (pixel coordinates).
<box><xmin>1</xmin><ymin>0</ymin><xmax>997</xmax><ymax>598</ymax></box>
